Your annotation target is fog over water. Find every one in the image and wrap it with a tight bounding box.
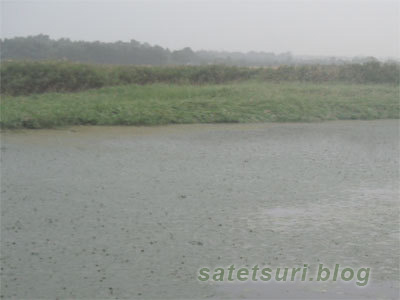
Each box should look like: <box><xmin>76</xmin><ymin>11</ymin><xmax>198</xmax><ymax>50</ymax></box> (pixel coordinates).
<box><xmin>1</xmin><ymin>0</ymin><xmax>399</xmax><ymax>58</ymax></box>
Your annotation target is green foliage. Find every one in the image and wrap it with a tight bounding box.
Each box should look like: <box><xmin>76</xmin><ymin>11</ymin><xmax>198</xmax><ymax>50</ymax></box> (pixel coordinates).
<box><xmin>0</xmin><ymin>62</ymin><xmax>259</xmax><ymax>95</ymax></box>
<box><xmin>1</xmin><ymin>82</ymin><xmax>398</xmax><ymax>129</ymax></box>
<box><xmin>1</xmin><ymin>61</ymin><xmax>399</xmax><ymax>96</ymax></box>
<box><xmin>259</xmin><ymin>63</ymin><xmax>400</xmax><ymax>84</ymax></box>
<box><xmin>0</xmin><ymin>61</ymin><xmax>108</xmax><ymax>95</ymax></box>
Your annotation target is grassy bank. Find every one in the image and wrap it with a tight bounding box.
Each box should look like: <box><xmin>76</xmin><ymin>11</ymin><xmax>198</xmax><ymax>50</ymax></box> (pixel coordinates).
<box><xmin>1</xmin><ymin>82</ymin><xmax>398</xmax><ymax>129</ymax></box>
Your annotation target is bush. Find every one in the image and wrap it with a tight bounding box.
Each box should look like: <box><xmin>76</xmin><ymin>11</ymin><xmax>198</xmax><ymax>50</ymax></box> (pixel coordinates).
<box><xmin>0</xmin><ymin>61</ymin><xmax>108</xmax><ymax>95</ymax></box>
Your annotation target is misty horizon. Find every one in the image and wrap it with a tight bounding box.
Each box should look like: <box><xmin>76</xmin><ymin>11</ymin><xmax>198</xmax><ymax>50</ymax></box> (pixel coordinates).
<box><xmin>2</xmin><ymin>33</ymin><xmax>397</xmax><ymax>61</ymax></box>
<box><xmin>1</xmin><ymin>0</ymin><xmax>399</xmax><ymax>59</ymax></box>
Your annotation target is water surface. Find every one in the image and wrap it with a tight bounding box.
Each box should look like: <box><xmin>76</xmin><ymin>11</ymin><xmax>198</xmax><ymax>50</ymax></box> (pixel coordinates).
<box><xmin>1</xmin><ymin>120</ymin><xmax>399</xmax><ymax>299</ymax></box>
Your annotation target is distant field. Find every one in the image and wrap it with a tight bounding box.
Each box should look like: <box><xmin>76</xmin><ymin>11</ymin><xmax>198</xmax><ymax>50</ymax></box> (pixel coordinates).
<box><xmin>1</xmin><ymin>82</ymin><xmax>398</xmax><ymax>129</ymax></box>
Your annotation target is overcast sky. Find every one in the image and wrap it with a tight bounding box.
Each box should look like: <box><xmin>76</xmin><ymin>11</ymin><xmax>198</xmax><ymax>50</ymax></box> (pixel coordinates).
<box><xmin>1</xmin><ymin>0</ymin><xmax>399</xmax><ymax>58</ymax></box>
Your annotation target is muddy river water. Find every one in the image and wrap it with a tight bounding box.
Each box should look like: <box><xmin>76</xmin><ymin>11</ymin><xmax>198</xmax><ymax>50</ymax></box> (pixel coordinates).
<box><xmin>1</xmin><ymin>120</ymin><xmax>399</xmax><ymax>299</ymax></box>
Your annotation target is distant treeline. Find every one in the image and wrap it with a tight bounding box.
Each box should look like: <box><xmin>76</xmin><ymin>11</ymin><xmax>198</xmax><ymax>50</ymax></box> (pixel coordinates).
<box><xmin>1</xmin><ymin>61</ymin><xmax>399</xmax><ymax>96</ymax></box>
<box><xmin>0</xmin><ymin>35</ymin><xmax>394</xmax><ymax>67</ymax></box>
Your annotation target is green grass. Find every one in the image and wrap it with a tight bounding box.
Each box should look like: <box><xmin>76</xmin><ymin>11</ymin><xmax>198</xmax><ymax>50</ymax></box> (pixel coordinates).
<box><xmin>1</xmin><ymin>81</ymin><xmax>399</xmax><ymax>129</ymax></box>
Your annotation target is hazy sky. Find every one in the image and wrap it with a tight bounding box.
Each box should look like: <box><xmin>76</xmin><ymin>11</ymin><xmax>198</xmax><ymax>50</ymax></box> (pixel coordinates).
<box><xmin>1</xmin><ymin>0</ymin><xmax>399</xmax><ymax>58</ymax></box>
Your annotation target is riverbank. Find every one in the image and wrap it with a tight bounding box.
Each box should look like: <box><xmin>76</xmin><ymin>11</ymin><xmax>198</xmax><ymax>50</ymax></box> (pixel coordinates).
<box><xmin>1</xmin><ymin>82</ymin><xmax>398</xmax><ymax>129</ymax></box>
